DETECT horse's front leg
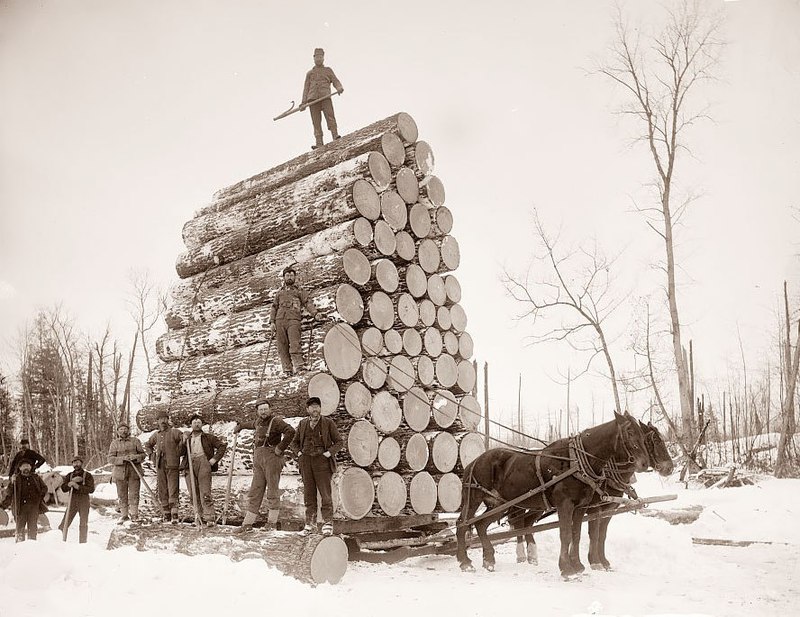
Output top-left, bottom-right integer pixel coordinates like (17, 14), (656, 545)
(524, 511), (538, 565)
(557, 501), (576, 576)
(568, 507), (586, 573)
(456, 494), (479, 572)
(475, 514), (498, 571)
(597, 512), (613, 569)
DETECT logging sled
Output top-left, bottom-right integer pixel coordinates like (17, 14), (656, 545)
(118, 111), (674, 584)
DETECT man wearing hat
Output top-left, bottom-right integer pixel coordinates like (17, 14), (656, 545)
(271, 265), (321, 377)
(299, 47), (344, 149)
(7, 438), (46, 480)
(107, 423), (147, 523)
(181, 414), (227, 527)
(233, 399), (295, 532)
(0, 459), (48, 542)
(59, 456), (95, 543)
(144, 411), (185, 523)
(290, 397), (343, 536)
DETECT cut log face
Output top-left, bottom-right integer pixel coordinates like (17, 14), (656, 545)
(387, 355), (415, 393)
(419, 299), (436, 327)
(443, 274), (462, 303)
(373, 220), (397, 256)
(458, 332), (474, 360)
(375, 471), (407, 516)
(381, 132), (406, 167)
(405, 264), (428, 298)
(352, 180), (381, 220)
(431, 431), (458, 473)
(449, 303), (467, 333)
(361, 327), (384, 356)
(415, 355), (435, 386)
(427, 274), (447, 307)
(432, 389), (458, 428)
(409, 202), (432, 239)
(412, 141), (434, 176)
(443, 331), (459, 356)
(353, 217), (374, 246)
(456, 360), (477, 394)
(437, 473), (463, 512)
(405, 433), (429, 471)
(397, 293), (419, 328)
(417, 239), (441, 274)
(383, 329), (403, 354)
(335, 283), (364, 324)
(458, 395), (482, 430)
(458, 432), (486, 469)
(374, 259), (399, 293)
(396, 167), (420, 204)
(403, 386), (431, 432)
(424, 176), (446, 207)
(335, 467), (375, 520)
(402, 328), (423, 357)
(409, 471), (437, 514)
(377, 437), (401, 470)
(433, 206), (453, 234)
(368, 291), (395, 330)
(395, 231), (416, 261)
(362, 356), (388, 389)
(344, 381), (372, 418)
(348, 420), (379, 466)
(368, 152), (392, 191)
(423, 328), (443, 357)
(343, 248), (371, 286)
(435, 354), (458, 388)
(308, 372), (341, 416)
(370, 390), (402, 433)
(380, 190), (408, 231)
(396, 112), (419, 143)
(440, 236), (461, 271)
(436, 306), (452, 331)
(323, 323), (362, 380)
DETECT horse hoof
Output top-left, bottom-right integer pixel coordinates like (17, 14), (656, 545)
(460, 563), (475, 573)
(483, 563), (495, 572)
(516, 556), (526, 564)
(590, 563), (605, 571)
(527, 556), (538, 565)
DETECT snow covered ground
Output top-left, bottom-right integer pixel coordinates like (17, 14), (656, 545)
(1, 474), (797, 617)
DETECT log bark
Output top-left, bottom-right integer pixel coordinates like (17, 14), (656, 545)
(324, 323), (363, 380)
(377, 436), (401, 470)
(387, 355), (415, 393)
(374, 471), (407, 516)
(402, 386), (432, 432)
(308, 372), (341, 416)
(347, 420), (380, 466)
(370, 390), (402, 433)
(396, 167), (420, 205)
(436, 472), (462, 513)
(409, 202), (432, 239)
(402, 328), (423, 357)
(409, 471), (437, 514)
(107, 524), (348, 585)
(344, 382), (372, 418)
(380, 190), (408, 231)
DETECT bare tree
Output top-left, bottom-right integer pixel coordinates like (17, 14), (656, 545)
(598, 0), (724, 441)
(505, 210), (627, 413)
(776, 282), (800, 477)
(126, 269), (166, 376)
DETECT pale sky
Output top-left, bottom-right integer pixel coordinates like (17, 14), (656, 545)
(1, 0), (798, 434)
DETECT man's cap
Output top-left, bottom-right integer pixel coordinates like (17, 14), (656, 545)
(18, 460), (33, 468)
(117, 423), (129, 429)
(282, 265), (296, 276)
(247, 397), (271, 408)
(306, 396), (322, 408)
(71, 455), (83, 464)
(188, 413), (203, 423)
(20, 438), (30, 445)
(157, 410), (170, 419)
(314, 48), (324, 55)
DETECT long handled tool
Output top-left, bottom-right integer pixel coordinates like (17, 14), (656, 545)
(220, 431), (238, 526)
(185, 439), (203, 528)
(273, 91), (341, 121)
(129, 460), (159, 508)
(61, 484), (74, 541)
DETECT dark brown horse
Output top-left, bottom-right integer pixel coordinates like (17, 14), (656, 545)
(456, 411), (649, 577)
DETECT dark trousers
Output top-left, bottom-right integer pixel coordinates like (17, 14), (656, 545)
(187, 455), (215, 519)
(246, 447), (285, 514)
(309, 98), (337, 141)
(276, 318), (303, 373)
(61, 493), (90, 543)
(15, 503), (39, 542)
(157, 464), (180, 514)
(299, 454), (333, 524)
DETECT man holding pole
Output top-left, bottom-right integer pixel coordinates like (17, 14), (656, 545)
(0, 460), (47, 542)
(144, 411), (185, 523)
(299, 47), (343, 149)
(181, 414), (227, 527)
(59, 456), (95, 543)
(107, 423), (147, 523)
(271, 265), (321, 377)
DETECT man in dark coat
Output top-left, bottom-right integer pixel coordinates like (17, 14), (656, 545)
(7, 438), (46, 479)
(181, 414), (227, 527)
(299, 47), (344, 149)
(234, 399), (295, 532)
(144, 412), (185, 523)
(270, 265), (320, 377)
(290, 397), (343, 536)
(59, 456), (95, 543)
(1, 460), (48, 542)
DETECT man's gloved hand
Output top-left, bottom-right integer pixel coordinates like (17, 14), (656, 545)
(233, 423), (242, 434)
(336, 88), (344, 95)
(323, 451), (331, 458)
(209, 458), (217, 466)
(274, 447), (283, 457)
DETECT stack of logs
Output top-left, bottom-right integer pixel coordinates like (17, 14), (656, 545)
(137, 112), (485, 523)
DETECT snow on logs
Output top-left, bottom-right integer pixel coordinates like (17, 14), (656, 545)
(139, 111), (485, 522)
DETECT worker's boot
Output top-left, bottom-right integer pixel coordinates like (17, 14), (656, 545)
(311, 134), (324, 150)
(264, 509), (280, 531)
(236, 510), (258, 534)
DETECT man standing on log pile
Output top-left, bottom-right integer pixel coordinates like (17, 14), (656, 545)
(271, 265), (321, 377)
(144, 412), (185, 524)
(59, 456), (95, 543)
(181, 414), (227, 527)
(234, 399), (295, 532)
(107, 423), (146, 523)
(1, 460), (48, 542)
(299, 47), (344, 150)
(291, 397), (343, 536)
(7, 438), (46, 479)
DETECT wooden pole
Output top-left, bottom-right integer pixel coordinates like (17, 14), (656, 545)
(483, 362), (490, 450)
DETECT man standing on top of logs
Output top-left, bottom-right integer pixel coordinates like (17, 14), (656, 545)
(271, 265), (321, 377)
(299, 47), (344, 150)
(144, 411), (185, 523)
(234, 399), (295, 532)
(59, 455), (95, 543)
(291, 397), (343, 536)
(181, 414), (227, 527)
(107, 423), (146, 523)
(7, 438), (46, 480)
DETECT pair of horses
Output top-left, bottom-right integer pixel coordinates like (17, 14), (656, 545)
(456, 411), (673, 577)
